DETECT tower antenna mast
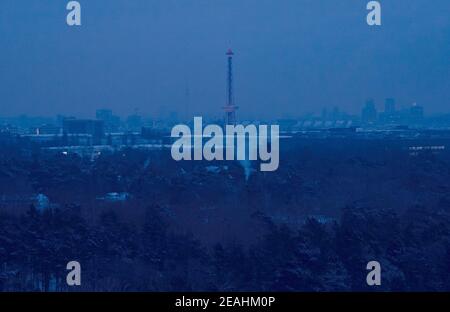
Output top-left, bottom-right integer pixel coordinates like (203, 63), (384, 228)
(223, 48), (238, 125)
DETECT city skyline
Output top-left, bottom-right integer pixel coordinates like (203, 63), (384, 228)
(0, 0), (449, 119)
(0, 96), (433, 121)
(0, 98), (436, 139)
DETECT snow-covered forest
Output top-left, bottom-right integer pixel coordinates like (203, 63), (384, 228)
(1, 137), (450, 291)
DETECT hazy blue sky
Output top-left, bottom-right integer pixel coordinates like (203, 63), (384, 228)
(0, 0), (448, 119)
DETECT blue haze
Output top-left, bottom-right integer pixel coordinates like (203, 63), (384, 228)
(0, 0), (448, 119)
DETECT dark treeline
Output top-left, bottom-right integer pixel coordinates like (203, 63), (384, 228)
(1, 203), (450, 291)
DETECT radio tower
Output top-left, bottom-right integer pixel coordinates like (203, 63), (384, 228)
(223, 48), (238, 125)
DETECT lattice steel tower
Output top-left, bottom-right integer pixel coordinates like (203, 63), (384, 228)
(223, 48), (238, 125)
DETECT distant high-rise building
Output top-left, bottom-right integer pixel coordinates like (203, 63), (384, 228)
(361, 99), (377, 123)
(126, 113), (142, 131)
(330, 106), (341, 121)
(321, 108), (328, 120)
(96, 109), (120, 133)
(385, 98), (396, 115)
(410, 103), (424, 122)
(379, 98), (400, 124)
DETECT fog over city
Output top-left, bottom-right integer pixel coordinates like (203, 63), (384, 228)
(0, 0), (449, 119)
